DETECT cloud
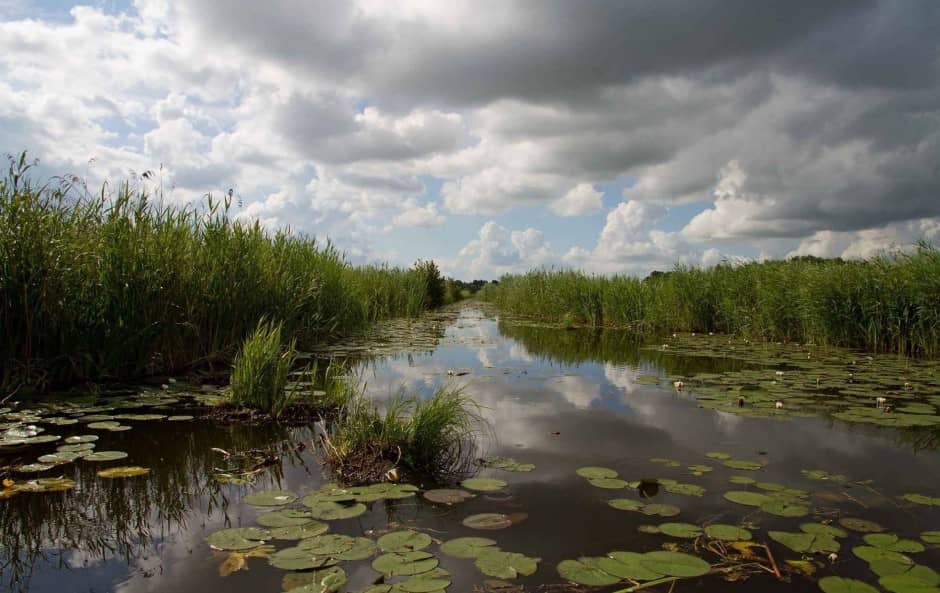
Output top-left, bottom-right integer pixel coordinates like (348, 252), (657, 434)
(392, 200), (446, 227)
(550, 183), (603, 217)
(456, 221), (554, 278)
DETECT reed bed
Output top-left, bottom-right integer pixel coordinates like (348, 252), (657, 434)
(0, 156), (442, 391)
(480, 248), (940, 357)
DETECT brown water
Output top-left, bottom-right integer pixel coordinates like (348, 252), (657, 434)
(2, 304), (939, 593)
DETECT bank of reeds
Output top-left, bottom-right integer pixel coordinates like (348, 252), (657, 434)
(0, 155), (443, 391)
(480, 247), (940, 357)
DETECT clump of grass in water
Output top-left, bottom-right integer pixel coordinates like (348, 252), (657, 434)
(322, 386), (483, 484)
(229, 321), (297, 418)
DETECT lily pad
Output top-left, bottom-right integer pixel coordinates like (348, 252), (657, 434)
(57, 442), (95, 452)
(207, 527), (271, 551)
(298, 534), (376, 560)
(608, 498), (644, 511)
(378, 530), (433, 552)
(705, 524), (752, 541)
(463, 513), (513, 530)
(481, 457), (535, 472)
(304, 500), (367, 520)
(270, 546), (337, 571)
(723, 490), (771, 507)
(801, 523), (847, 538)
(840, 518), (886, 533)
(270, 522), (330, 540)
(576, 466), (618, 479)
(853, 546), (913, 565)
(372, 551), (439, 576)
(423, 489), (474, 504)
(769, 531), (839, 554)
(257, 509), (316, 528)
(461, 478), (507, 492)
(243, 490), (298, 507)
(659, 523), (702, 539)
(706, 452), (731, 460)
(475, 550), (540, 579)
(921, 531), (940, 544)
(723, 460), (763, 471)
(879, 572), (940, 593)
(396, 577), (451, 593)
(819, 577), (880, 593)
(602, 552), (665, 581)
(903, 494), (940, 507)
(589, 478), (629, 489)
(557, 559), (621, 586)
(440, 537), (498, 559)
(97, 466), (150, 478)
(83, 450), (128, 462)
(282, 567), (347, 593)
(761, 500), (810, 517)
(37, 452), (82, 464)
(640, 503), (680, 517)
(663, 482), (706, 497)
(864, 534), (925, 554)
(639, 551), (710, 577)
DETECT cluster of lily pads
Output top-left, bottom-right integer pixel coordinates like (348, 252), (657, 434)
(643, 333), (940, 429)
(0, 392), (199, 496)
(206, 476), (544, 593)
(557, 550), (710, 590)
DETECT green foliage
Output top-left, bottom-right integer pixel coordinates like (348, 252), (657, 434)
(324, 386), (482, 481)
(0, 154), (442, 391)
(480, 249), (940, 357)
(413, 259), (445, 309)
(229, 321), (296, 417)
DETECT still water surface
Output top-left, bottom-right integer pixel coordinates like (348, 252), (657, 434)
(2, 304), (939, 593)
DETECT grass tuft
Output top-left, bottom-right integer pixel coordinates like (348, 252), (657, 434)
(229, 320), (296, 418)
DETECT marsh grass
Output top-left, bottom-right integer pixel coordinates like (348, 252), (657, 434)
(229, 321), (296, 417)
(481, 247), (940, 357)
(322, 386), (482, 483)
(0, 154), (444, 391)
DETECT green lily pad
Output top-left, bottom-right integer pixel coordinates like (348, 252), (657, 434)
(557, 559), (621, 586)
(257, 509), (316, 528)
(903, 494), (940, 507)
(639, 551), (710, 577)
(853, 545), (913, 565)
(423, 489), (474, 504)
(372, 551), (439, 576)
(4, 477), (76, 493)
(65, 434), (98, 445)
(207, 527), (271, 550)
(576, 466), (618, 479)
(706, 452), (731, 460)
(57, 442), (95, 452)
(378, 530), (433, 552)
(864, 534), (925, 554)
(769, 531), (839, 554)
(801, 523), (847, 538)
(589, 478), (628, 489)
(396, 577), (451, 593)
(38, 452), (82, 464)
(724, 490), (772, 506)
(475, 550), (540, 579)
(298, 534), (376, 560)
(761, 500), (810, 517)
(879, 572), (940, 593)
(243, 490), (297, 507)
(659, 523), (702, 539)
(270, 547), (337, 571)
(97, 466), (150, 478)
(723, 460), (762, 471)
(282, 567), (347, 593)
(83, 450), (128, 461)
(304, 500), (367, 520)
(729, 475), (757, 485)
(818, 577), (880, 593)
(461, 478), (507, 492)
(921, 531), (940, 544)
(463, 513), (513, 530)
(440, 537), (498, 559)
(641, 503), (680, 517)
(168, 415), (194, 421)
(705, 524), (752, 541)
(270, 522), (330, 540)
(603, 552), (665, 580)
(608, 498), (644, 511)
(840, 518), (886, 533)
(663, 482), (706, 497)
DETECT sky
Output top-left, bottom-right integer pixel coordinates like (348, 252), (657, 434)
(1, 1), (938, 280)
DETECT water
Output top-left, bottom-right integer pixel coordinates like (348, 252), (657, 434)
(2, 304), (939, 593)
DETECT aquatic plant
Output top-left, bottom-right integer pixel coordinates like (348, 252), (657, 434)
(481, 247), (940, 357)
(229, 321), (296, 417)
(0, 153), (446, 392)
(322, 386), (482, 483)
